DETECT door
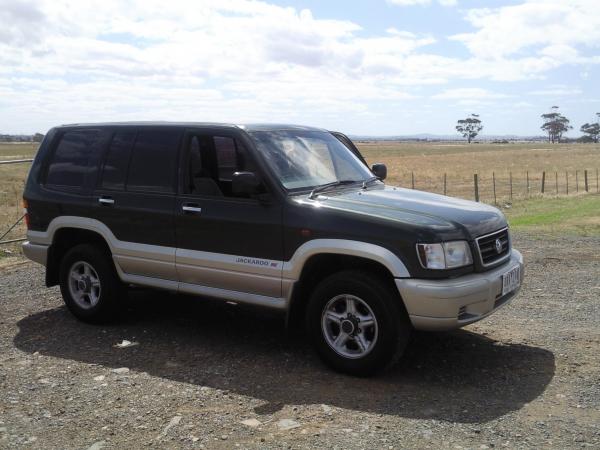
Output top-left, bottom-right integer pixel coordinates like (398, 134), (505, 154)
(40, 128), (111, 231)
(92, 127), (181, 282)
(175, 129), (284, 299)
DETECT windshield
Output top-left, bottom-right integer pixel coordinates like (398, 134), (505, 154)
(249, 130), (373, 191)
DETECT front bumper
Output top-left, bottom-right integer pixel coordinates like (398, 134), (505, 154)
(396, 249), (524, 331)
(22, 241), (49, 266)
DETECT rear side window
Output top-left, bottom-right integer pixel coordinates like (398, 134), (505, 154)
(101, 131), (136, 191)
(126, 129), (181, 193)
(46, 130), (100, 188)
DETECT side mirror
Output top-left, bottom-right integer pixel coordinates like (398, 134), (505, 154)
(371, 163), (387, 181)
(232, 171), (262, 196)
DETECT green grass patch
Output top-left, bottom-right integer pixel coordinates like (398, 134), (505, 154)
(503, 194), (600, 236)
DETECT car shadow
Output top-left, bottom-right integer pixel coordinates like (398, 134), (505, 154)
(13, 289), (555, 423)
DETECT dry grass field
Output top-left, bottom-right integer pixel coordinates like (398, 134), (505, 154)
(1, 140), (599, 259)
(0, 143), (36, 257)
(358, 141), (600, 202)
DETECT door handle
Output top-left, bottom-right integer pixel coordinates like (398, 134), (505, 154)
(98, 196), (115, 205)
(182, 204), (202, 214)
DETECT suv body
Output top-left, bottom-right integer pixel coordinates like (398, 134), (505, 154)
(22, 122), (523, 375)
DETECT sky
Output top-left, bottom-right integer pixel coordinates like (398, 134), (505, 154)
(0, 0), (599, 136)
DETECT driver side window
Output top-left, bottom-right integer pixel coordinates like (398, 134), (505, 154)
(184, 134), (258, 198)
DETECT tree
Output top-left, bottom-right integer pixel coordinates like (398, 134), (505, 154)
(540, 106), (572, 143)
(580, 112), (600, 143)
(32, 133), (45, 143)
(456, 114), (483, 143)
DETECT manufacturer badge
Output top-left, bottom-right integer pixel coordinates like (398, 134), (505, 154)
(495, 238), (503, 254)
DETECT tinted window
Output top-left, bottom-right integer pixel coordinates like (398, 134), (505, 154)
(46, 130), (100, 188)
(215, 136), (237, 172)
(126, 129), (181, 193)
(185, 134), (259, 197)
(101, 131), (136, 190)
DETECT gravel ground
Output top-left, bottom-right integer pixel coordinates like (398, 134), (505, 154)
(1, 232), (599, 449)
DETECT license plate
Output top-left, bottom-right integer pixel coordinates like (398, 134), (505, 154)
(502, 265), (521, 296)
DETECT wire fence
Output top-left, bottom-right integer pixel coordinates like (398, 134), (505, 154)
(0, 159), (32, 252)
(1, 159), (599, 249)
(392, 168), (600, 204)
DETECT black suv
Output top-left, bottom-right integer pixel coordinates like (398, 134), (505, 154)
(23, 122), (523, 375)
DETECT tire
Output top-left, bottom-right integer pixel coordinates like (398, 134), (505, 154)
(59, 243), (124, 323)
(306, 270), (411, 376)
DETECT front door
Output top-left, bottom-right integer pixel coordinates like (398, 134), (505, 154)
(175, 129), (284, 300)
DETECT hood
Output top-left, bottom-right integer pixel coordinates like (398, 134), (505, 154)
(304, 185), (507, 240)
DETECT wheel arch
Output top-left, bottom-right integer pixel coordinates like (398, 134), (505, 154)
(46, 227), (112, 287)
(285, 241), (410, 329)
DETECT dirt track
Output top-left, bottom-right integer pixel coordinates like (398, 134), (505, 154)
(1, 233), (599, 449)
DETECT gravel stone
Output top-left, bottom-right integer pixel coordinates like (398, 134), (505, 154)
(0, 232), (599, 448)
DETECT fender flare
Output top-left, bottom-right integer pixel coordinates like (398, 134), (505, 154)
(282, 239), (410, 281)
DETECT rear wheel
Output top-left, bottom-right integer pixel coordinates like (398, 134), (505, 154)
(306, 270), (411, 376)
(59, 244), (124, 323)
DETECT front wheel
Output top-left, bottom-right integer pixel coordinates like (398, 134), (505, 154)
(306, 270), (411, 376)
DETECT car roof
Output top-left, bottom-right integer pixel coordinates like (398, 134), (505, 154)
(56, 121), (328, 133)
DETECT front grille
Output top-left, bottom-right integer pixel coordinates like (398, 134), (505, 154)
(476, 228), (510, 266)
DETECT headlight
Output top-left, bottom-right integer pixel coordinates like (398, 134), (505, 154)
(417, 241), (473, 269)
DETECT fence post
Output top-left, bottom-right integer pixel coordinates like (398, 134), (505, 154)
(555, 171), (558, 195)
(597, 168), (599, 193)
(443, 173), (447, 196)
(411, 171), (415, 189)
(526, 171), (530, 197)
(509, 172), (513, 201)
(474, 174), (479, 202)
(584, 170), (589, 192)
(576, 170), (579, 192)
(492, 172), (497, 204)
(566, 171), (569, 195)
(541, 171), (546, 194)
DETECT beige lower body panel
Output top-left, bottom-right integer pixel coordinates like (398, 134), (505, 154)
(396, 249), (524, 331)
(114, 247), (288, 309)
(176, 248), (283, 298)
(22, 242), (48, 266)
(114, 255), (176, 281)
(179, 282), (287, 310)
(177, 264), (282, 298)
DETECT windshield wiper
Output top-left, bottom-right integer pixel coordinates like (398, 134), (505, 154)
(361, 176), (380, 190)
(309, 180), (358, 199)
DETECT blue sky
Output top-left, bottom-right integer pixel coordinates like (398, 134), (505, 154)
(0, 0), (598, 136)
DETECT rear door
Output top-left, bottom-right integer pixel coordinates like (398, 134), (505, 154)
(35, 128), (111, 231)
(175, 128), (284, 299)
(91, 127), (181, 282)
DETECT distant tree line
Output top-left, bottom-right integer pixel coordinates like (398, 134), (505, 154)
(456, 107), (600, 143)
(0, 133), (44, 142)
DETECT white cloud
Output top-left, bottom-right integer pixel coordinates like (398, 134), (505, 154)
(387, 0), (430, 5)
(1, 0), (433, 132)
(530, 88), (583, 96)
(387, 0), (457, 5)
(451, 0), (600, 59)
(432, 88), (510, 100)
(0, 0), (596, 134)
